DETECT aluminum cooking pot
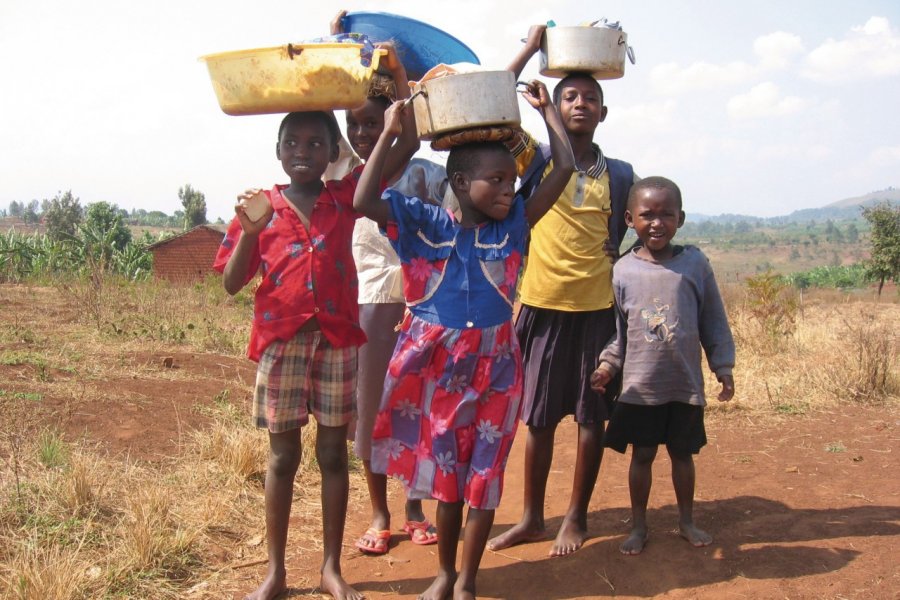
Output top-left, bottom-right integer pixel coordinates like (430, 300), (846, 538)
(411, 70), (521, 140)
(539, 26), (633, 79)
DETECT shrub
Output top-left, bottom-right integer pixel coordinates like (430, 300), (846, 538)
(743, 270), (799, 343)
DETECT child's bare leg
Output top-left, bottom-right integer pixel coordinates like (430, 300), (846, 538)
(405, 498), (437, 543)
(487, 424), (555, 550)
(419, 500), (463, 600)
(357, 460), (391, 551)
(316, 424), (363, 600)
(669, 448), (711, 547)
(621, 445), (657, 555)
(454, 507), (494, 600)
(245, 430), (301, 600)
(552, 421), (604, 556)
(405, 498), (427, 521)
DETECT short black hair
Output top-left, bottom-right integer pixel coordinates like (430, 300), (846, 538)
(277, 111), (341, 147)
(366, 95), (391, 110)
(445, 141), (510, 180)
(628, 176), (683, 210)
(553, 73), (604, 106)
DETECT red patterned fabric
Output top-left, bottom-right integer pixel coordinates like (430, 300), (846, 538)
(214, 169), (368, 361)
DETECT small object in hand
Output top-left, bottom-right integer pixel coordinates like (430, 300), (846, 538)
(243, 190), (270, 222)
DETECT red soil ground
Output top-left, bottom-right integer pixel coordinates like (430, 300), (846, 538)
(10, 349), (898, 599)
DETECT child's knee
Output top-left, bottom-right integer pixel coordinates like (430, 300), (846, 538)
(667, 448), (694, 466)
(269, 446), (302, 477)
(316, 440), (348, 474)
(631, 445), (658, 465)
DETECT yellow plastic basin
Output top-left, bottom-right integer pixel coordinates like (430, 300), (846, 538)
(200, 43), (383, 116)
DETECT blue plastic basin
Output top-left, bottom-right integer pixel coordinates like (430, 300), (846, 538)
(341, 11), (480, 81)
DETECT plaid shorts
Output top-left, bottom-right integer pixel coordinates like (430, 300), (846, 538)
(253, 331), (358, 432)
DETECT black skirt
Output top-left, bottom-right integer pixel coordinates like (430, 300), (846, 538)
(516, 304), (620, 427)
(604, 401), (707, 455)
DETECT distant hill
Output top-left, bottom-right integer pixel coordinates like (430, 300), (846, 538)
(692, 187), (898, 224)
(823, 187), (900, 209)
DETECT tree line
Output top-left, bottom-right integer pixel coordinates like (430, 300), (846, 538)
(0, 186), (210, 283)
(3, 185), (209, 231)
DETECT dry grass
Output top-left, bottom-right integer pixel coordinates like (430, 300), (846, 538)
(0, 403), (336, 599)
(709, 285), (899, 420)
(1, 275), (897, 598)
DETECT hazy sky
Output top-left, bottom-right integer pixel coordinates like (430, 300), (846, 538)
(2, 0), (898, 221)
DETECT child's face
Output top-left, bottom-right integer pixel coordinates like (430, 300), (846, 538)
(346, 99), (386, 161)
(276, 117), (338, 184)
(557, 78), (607, 135)
(625, 187), (685, 259)
(457, 151), (517, 223)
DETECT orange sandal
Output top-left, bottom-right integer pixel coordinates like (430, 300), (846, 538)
(403, 519), (438, 545)
(355, 528), (391, 555)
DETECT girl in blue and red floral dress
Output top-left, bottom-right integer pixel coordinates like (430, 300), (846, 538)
(354, 80), (574, 600)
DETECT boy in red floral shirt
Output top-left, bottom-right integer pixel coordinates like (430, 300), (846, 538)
(214, 95), (416, 599)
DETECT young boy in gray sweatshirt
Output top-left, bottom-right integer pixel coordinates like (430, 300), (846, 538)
(591, 176), (735, 556)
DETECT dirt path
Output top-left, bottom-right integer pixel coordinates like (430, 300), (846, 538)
(234, 403), (899, 599)
(8, 340), (896, 599)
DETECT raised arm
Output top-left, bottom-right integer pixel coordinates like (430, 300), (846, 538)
(507, 25), (546, 78)
(518, 80), (575, 226)
(377, 43), (420, 183)
(329, 9), (347, 35)
(329, 15), (418, 183)
(354, 100), (407, 228)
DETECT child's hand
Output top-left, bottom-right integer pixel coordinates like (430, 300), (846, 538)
(524, 24), (547, 53)
(383, 99), (408, 137)
(603, 237), (620, 262)
(717, 374), (735, 402)
(519, 79), (551, 111)
(375, 41), (401, 74)
(235, 189), (273, 235)
(330, 9), (346, 35)
(590, 364), (614, 393)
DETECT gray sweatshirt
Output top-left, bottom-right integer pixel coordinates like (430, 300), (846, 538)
(598, 246), (735, 406)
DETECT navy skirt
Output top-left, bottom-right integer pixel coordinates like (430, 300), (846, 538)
(516, 304), (620, 427)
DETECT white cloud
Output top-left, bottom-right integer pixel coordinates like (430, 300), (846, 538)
(803, 16), (900, 82)
(608, 100), (678, 133)
(648, 31), (802, 95)
(753, 31), (804, 70)
(758, 143), (832, 161)
(727, 82), (808, 119)
(706, 137), (831, 162)
(869, 145), (900, 167)
(649, 60), (757, 95)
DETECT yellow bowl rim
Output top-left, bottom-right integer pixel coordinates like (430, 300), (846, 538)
(199, 43), (369, 63)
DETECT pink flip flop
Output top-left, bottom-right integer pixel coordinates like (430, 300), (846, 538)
(355, 528), (391, 555)
(403, 519), (438, 545)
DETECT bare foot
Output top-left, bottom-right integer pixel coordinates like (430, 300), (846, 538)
(619, 527), (648, 555)
(679, 522), (712, 547)
(418, 571), (456, 600)
(320, 568), (364, 600)
(244, 567), (286, 600)
(549, 516), (588, 557)
(487, 521), (545, 551)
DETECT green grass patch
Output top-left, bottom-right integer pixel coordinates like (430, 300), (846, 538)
(37, 430), (68, 469)
(0, 389), (43, 402)
(774, 403), (806, 415)
(0, 350), (47, 368)
(825, 441), (846, 453)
